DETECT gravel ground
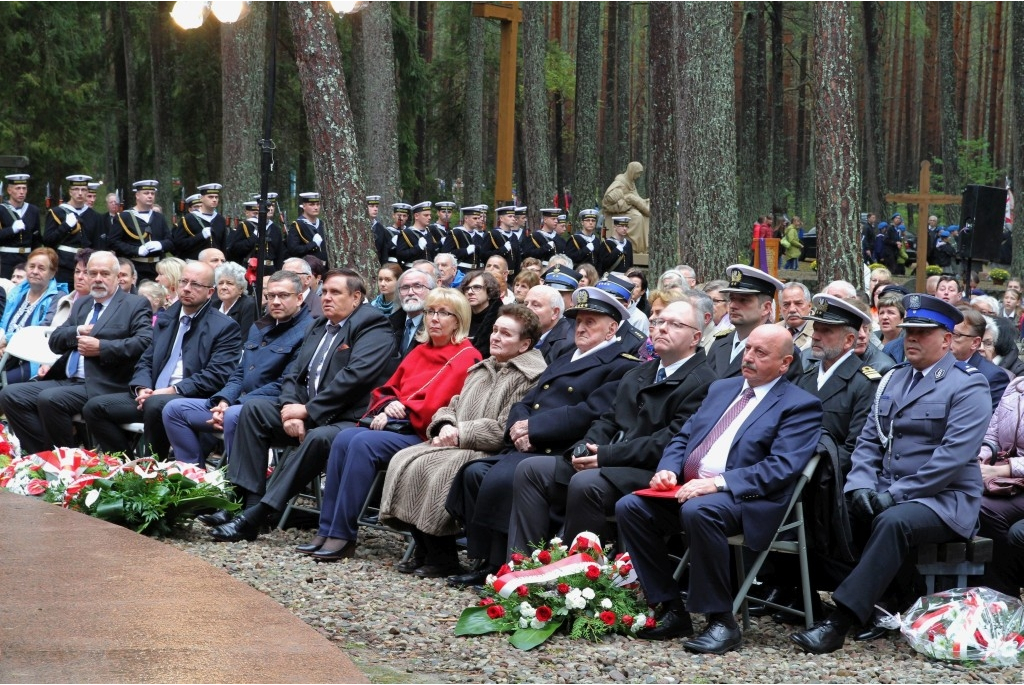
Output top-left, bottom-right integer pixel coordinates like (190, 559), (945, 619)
(169, 524), (1023, 684)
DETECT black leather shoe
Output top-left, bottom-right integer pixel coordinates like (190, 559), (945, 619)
(790, 617), (850, 654)
(295, 541), (325, 555)
(637, 609), (694, 641)
(748, 586), (794, 617)
(311, 541), (357, 561)
(197, 509), (234, 527)
(853, 623), (890, 641)
(446, 568), (496, 588)
(396, 557), (426, 574)
(414, 563), (464, 579)
(210, 517), (259, 542)
(683, 620), (743, 654)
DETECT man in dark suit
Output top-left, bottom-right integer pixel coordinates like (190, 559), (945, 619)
(524, 284), (573, 363)
(508, 300), (715, 552)
(952, 306), (1009, 412)
(791, 295), (992, 655)
(81, 260), (241, 459)
(389, 268), (433, 359)
(0, 251), (153, 452)
(616, 324), (822, 654)
(447, 287), (638, 586)
(205, 268), (399, 542)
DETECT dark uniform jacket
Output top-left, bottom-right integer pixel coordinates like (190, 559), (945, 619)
(478, 229), (520, 278)
(395, 226), (439, 267)
(109, 209), (172, 263)
(596, 237), (633, 275)
(706, 328), (803, 382)
(560, 351), (716, 494)
(521, 230), (565, 265)
(536, 316), (574, 363)
(443, 226), (479, 271)
(563, 232), (598, 266)
(226, 217), (286, 272)
(173, 211), (228, 261)
(286, 217), (329, 266)
(0, 202), (41, 276)
(43, 205), (104, 282)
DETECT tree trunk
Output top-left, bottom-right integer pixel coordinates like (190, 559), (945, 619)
(938, 4), (962, 225)
(1011, 3), (1024, 277)
(356, 0), (401, 207)
(220, 2), (266, 219)
(987, 2), (1004, 158)
(676, 2), (737, 282)
(600, 4), (617, 189)
(795, 31), (809, 216)
(150, 2), (174, 209)
(520, 1), (553, 227)
(120, 3), (140, 184)
(812, 2), (861, 288)
(615, 0), (631, 175)
(769, 2), (786, 214)
(414, 2), (430, 201)
(572, 2), (602, 213)
(861, 2), (886, 216)
(462, 9), (484, 206)
(647, 1), (679, 275)
(920, 3), (941, 165)
(737, 3), (767, 230)
(286, 1), (373, 276)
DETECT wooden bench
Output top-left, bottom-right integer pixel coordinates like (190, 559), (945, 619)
(915, 536), (993, 594)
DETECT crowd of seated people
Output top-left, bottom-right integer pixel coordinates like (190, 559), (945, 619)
(2, 224), (1023, 659)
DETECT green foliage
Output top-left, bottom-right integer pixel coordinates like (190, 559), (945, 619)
(932, 137), (1005, 188)
(926, 264), (943, 275)
(454, 606), (502, 636)
(989, 268), (1010, 281)
(545, 41), (575, 97)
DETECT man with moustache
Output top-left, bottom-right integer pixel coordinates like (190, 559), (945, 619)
(390, 268), (434, 359)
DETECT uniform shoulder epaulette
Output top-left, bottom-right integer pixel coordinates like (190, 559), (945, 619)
(860, 365), (882, 381)
(620, 353), (640, 361)
(713, 327), (735, 339)
(953, 360), (979, 374)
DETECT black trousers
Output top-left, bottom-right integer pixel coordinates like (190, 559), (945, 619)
(82, 391), (177, 459)
(226, 397), (353, 511)
(0, 379), (89, 453)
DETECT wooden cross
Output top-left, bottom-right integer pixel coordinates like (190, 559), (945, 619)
(885, 160), (962, 293)
(473, 2), (521, 206)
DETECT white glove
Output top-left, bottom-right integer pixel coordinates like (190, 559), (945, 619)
(417, 237), (427, 250)
(138, 245), (150, 256)
(202, 226), (211, 239)
(12, 219), (24, 233)
(586, 242), (595, 252)
(66, 212), (78, 228)
(466, 245), (475, 255)
(145, 240), (162, 252)
(312, 233), (323, 247)
(503, 241), (512, 252)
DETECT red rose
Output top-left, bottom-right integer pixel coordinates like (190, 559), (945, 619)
(516, 585), (529, 597)
(646, 616), (656, 628)
(535, 605), (553, 622)
(585, 565), (601, 580)
(0, 442), (11, 455)
(486, 605), (505, 619)
(537, 550), (552, 564)
(618, 563), (632, 576)
(600, 611), (617, 626)
(622, 615), (634, 626)
(511, 553), (526, 564)
(26, 479), (47, 496)
(497, 564), (512, 577)
(557, 583), (570, 594)
(478, 597), (495, 606)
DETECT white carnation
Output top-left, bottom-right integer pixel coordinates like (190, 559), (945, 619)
(581, 587), (595, 600)
(600, 598), (613, 609)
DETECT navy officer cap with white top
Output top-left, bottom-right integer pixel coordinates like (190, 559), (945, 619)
(411, 201), (432, 213)
(133, 179), (159, 191)
(496, 205), (516, 217)
(540, 207), (560, 217)
(801, 294), (871, 329)
(298, 191), (320, 204)
(565, 286), (630, 323)
(197, 183), (222, 195)
(578, 208), (599, 220)
(721, 264), (785, 296)
(251, 192), (279, 201)
(366, 195), (381, 205)
(5, 174), (29, 185)
(185, 193), (202, 206)
(435, 201), (456, 211)
(391, 202), (411, 214)
(66, 174), (92, 187)
(899, 293), (963, 332)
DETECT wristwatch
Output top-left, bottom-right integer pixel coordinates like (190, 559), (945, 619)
(713, 475), (726, 492)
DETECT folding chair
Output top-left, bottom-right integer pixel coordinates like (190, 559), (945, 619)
(673, 453), (822, 630)
(357, 469), (417, 563)
(0, 325), (60, 387)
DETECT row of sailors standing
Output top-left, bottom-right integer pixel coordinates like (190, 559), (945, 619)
(369, 198), (634, 281)
(0, 173), (331, 286)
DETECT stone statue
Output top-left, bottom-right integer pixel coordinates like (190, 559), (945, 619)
(601, 161), (651, 253)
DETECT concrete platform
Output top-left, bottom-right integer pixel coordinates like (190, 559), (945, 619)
(0, 491), (367, 683)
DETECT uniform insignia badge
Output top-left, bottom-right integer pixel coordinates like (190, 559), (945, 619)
(935, 368), (946, 379)
(908, 294), (921, 311)
(860, 366), (882, 380)
(730, 270), (743, 286)
(577, 290), (589, 307)
(714, 327), (735, 339)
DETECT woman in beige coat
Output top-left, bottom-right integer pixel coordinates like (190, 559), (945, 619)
(379, 304), (548, 577)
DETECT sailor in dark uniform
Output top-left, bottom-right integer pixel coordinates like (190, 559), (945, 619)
(0, 174), (41, 278)
(396, 201), (439, 268)
(563, 208), (600, 267)
(377, 202), (409, 268)
(512, 206), (529, 244)
(173, 182), (227, 260)
(108, 179), (171, 281)
(598, 216), (634, 275)
(445, 205), (482, 274)
(225, 199), (286, 274)
(367, 195), (390, 267)
(479, 205), (520, 280)
(521, 208), (564, 266)
(286, 191), (329, 266)
(85, 181), (100, 209)
(43, 174), (104, 288)
(431, 200), (456, 249)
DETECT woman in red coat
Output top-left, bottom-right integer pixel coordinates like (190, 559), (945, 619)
(297, 287), (482, 560)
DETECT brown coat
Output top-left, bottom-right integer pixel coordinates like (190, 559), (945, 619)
(378, 349), (547, 536)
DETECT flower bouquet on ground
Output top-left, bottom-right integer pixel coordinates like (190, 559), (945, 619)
(883, 587), (1024, 666)
(0, 447), (120, 503)
(455, 532), (654, 650)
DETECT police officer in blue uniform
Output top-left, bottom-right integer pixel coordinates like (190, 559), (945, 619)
(791, 294), (992, 654)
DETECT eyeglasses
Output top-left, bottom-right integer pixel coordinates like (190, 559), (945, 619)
(266, 291), (298, 301)
(464, 284), (486, 292)
(982, 339), (996, 348)
(399, 283), (429, 293)
(951, 331), (980, 341)
(650, 318), (700, 332)
(711, 298), (728, 305)
(178, 279), (213, 290)
(426, 309), (456, 319)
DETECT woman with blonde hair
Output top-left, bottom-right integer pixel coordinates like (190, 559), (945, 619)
(155, 256), (186, 306)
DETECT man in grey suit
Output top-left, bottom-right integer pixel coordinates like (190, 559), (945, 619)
(205, 268), (399, 542)
(791, 294), (992, 654)
(0, 251), (153, 452)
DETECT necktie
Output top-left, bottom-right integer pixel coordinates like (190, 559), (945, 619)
(307, 323), (341, 397)
(403, 318), (416, 353)
(66, 302), (103, 376)
(155, 315), (192, 389)
(655, 367), (667, 383)
(730, 334), (745, 362)
(682, 387), (756, 483)
(906, 370), (924, 395)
